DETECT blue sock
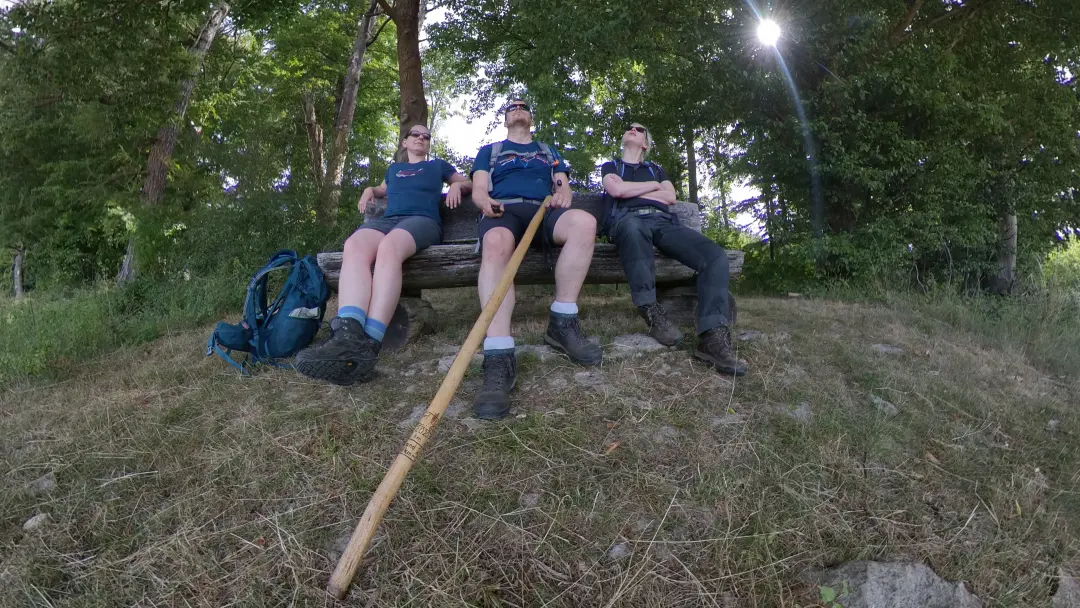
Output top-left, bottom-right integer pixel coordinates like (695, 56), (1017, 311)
(364, 318), (387, 343)
(338, 306), (366, 324)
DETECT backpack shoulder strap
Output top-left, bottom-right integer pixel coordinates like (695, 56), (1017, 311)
(487, 141), (504, 192)
(536, 142), (554, 163)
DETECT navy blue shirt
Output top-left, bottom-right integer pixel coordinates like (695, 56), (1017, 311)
(472, 140), (568, 202)
(384, 159), (457, 222)
(601, 160), (670, 212)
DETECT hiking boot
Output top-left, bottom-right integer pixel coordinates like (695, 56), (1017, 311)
(474, 351), (517, 420)
(545, 313), (603, 366)
(694, 326), (748, 376)
(294, 317), (380, 386)
(638, 302), (683, 346)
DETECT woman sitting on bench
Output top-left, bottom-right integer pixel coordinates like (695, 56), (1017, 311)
(295, 125), (471, 385)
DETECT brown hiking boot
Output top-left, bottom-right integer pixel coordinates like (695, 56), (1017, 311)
(637, 302), (683, 346)
(694, 326), (748, 376)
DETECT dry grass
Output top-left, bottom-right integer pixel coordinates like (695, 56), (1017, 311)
(2, 287), (1078, 607)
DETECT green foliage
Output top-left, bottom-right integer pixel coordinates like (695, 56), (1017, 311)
(0, 272), (245, 386)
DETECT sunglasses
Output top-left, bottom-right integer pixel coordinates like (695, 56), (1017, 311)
(504, 103), (531, 114)
(408, 131), (432, 141)
(628, 125), (648, 134)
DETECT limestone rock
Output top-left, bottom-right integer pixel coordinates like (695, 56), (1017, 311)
(573, 370), (606, 387)
(737, 329), (765, 341)
(1053, 568), (1080, 608)
(437, 353), (483, 374)
(23, 513), (49, 532)
(609, 333), (666, 358)
(516, 344), (560, 362)
(26, 472), (57, 497)
(803, 561), (982, 608)
(870, 394), (899, 417)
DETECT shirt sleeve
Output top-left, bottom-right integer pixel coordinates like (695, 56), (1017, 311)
(600, 161), (616, 178)
(655, 164), (670, 183)
(439, 159), (456, 181)
(471, 145), (492, 178)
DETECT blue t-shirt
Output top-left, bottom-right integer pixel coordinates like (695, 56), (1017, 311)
(384, 159), (457, 222)
(471, 140), (568, 202)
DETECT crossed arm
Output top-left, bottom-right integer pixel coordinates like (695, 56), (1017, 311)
(602, 174), (677, 206)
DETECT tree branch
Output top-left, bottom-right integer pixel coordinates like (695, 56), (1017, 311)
(888, 0), (925, 47)
(367, 15), (393, 46)
(376, 0), (397, 22)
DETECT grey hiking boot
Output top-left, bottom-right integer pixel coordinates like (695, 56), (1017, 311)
(474, 351), (517, 420)
(294, 317), (380, 386)
(638, 302), (683, 346)
(545, 312), (603, 366)
(694, 326), (747, 376)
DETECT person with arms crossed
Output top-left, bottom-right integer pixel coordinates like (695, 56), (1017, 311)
(602, 122), (747, 376)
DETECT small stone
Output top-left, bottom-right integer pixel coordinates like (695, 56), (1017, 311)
(652, 425), (680, 444)
(516, 344), (560, 362)
(608, 542), (632, 561)
(26, 472), (57, 497)
(871, 343), (904, 355)
(654, 363), (673, 376)
(1048, 419), (1061, 432)
(550, 377), (569, 390)
(444, 400), (467, 419)
(437, 353), (483, 374)
(458, 418), (486, 432)
(404, 384), (419, 394)
(399, 405), (427, 428)
(573, 370), (605, 387)
(870, 394), (899, 417)
(628, 398), (654, 410)
(519, 492), (541, 509)
(802, 561), (982, 608)
(609, 333), (666, 358)
(432, 344), (461, 355)
(736, 329), (765, 341)
(23, 513), (49, 532)
(546, 408), (568, 416)
(711, 413), (747, 427)
(785, 401), (813, 424)
(1053, 568), (1080, 608)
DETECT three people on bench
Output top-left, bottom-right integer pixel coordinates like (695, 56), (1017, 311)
(296, 102), (747, 417)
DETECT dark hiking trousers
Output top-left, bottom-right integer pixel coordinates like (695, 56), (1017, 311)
(609, 211), (732, 335)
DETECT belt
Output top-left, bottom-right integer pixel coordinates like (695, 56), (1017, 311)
(631, 207), (668, 215)
(494, 198), (545, 205)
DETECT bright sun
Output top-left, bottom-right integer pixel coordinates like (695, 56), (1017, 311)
(758, 19), (781, 47)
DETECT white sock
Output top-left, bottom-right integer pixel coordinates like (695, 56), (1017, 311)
(483, 336), (515, 352)
(550, 301), (579, 315)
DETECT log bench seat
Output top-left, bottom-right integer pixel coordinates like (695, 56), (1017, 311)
(316, 193), (743, 349)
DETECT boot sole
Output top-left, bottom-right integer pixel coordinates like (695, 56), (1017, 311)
(693, 352), (748, 377)
(294, 356), (377, 386)
(544, 334), (603, 366)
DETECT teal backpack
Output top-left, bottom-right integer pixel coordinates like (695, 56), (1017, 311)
(207, 250), (330, 372)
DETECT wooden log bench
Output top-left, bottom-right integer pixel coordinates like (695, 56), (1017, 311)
(317, 193), (744, 349)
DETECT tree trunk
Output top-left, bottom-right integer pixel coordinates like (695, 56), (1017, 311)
(302, 91), (326, 187)
(122, 2), (229, 284)
(994, 211), (1017, 295)
(141, 2), (230, 208)
(685, 125), (699, 207)
(318, 0), (381, 226)
(12, 247), (25, 299)
(381, 0), (428, 160)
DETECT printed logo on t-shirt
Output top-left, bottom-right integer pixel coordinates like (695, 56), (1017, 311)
(498, 152), (555, 167)
(395, 167), (425, 178)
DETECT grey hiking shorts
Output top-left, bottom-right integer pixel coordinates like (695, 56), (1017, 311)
(357, 215), (442, 251)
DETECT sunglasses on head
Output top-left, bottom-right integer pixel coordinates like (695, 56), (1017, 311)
(408, 131), (432, 140)
(628, 125), (648, 134)
(504, 103), (531, 114)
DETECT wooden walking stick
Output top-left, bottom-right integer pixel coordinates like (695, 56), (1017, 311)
(327, 198), (550, 599)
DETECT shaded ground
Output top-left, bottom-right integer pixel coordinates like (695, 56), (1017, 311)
(2, 288), (1078, 607)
